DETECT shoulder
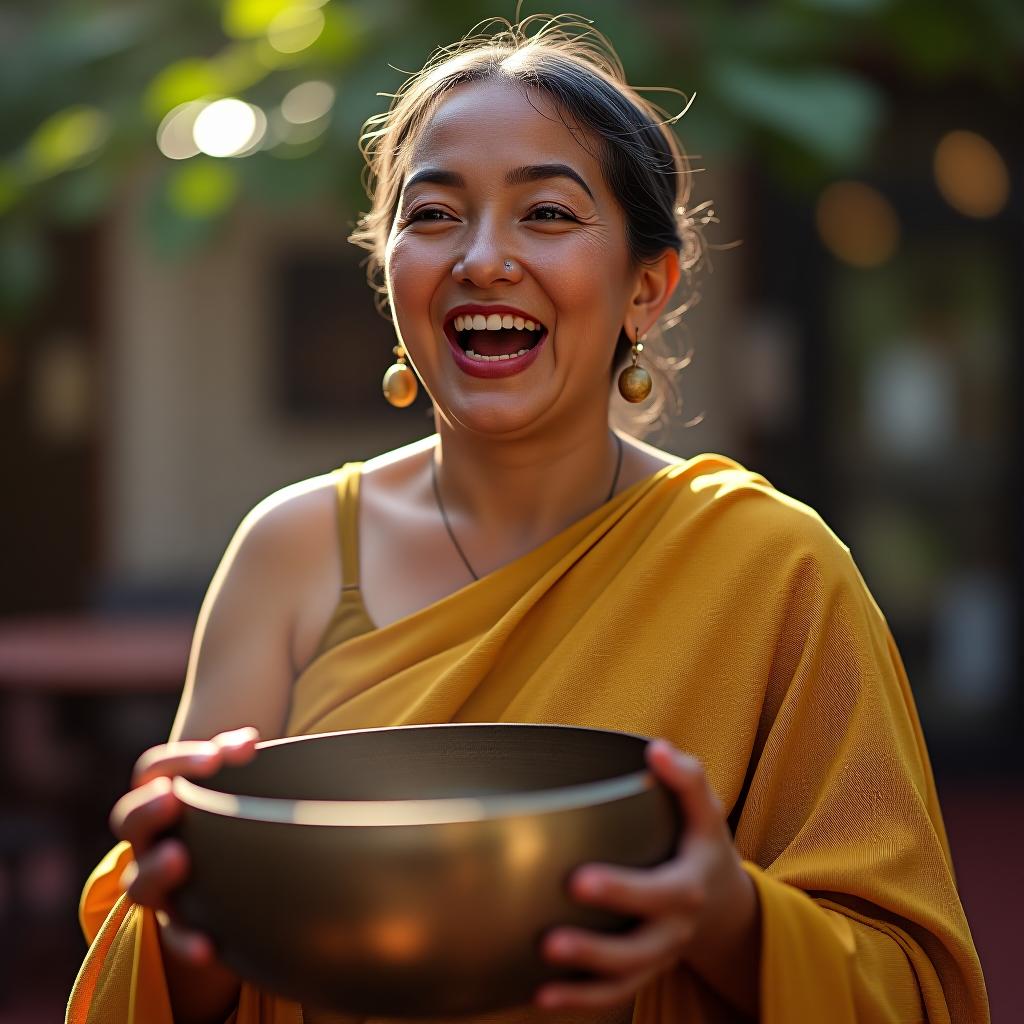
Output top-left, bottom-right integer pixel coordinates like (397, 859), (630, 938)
(234, 433), (437, 572)
(664, 456), (893, 670)
(661, 452), (858, 586)
(234, 471), (341, 564)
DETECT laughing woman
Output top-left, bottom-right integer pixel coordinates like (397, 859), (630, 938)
(68, 14), (987, 1024)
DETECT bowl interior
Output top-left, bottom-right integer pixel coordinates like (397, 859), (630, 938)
(202, 723), (650, 803)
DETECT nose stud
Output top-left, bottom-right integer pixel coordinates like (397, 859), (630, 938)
(503, 260), (514, 272)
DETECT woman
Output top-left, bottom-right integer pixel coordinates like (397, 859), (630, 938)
(68, 14), (987, 1024)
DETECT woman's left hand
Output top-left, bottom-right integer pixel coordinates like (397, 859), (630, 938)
(534, 740), (761, 1016)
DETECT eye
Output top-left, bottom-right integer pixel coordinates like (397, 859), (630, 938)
(525, 204), (577, 222)
(406, 207), (453, 223)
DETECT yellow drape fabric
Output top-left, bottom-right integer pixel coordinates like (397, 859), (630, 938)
(67, 454), (988, 1023)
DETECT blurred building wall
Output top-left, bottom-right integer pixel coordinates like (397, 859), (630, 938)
(97, 161), (744, 596)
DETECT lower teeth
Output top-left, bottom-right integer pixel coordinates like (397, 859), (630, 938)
(465, 348), (531, 362)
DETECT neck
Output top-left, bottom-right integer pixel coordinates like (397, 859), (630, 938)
(429, 408), (625, 575)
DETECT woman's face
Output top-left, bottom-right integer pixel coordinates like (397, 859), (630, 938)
(384, 78), (642, 437)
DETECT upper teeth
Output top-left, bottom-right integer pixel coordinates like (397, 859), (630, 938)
(454, 313), (539, 332)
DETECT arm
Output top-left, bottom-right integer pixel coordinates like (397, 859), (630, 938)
(730, 542), (989, 1023)
(532, 519), (989, 1023)
(70, 480), (335, 1024)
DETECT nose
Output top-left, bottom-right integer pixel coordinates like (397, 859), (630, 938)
(452, 219), (519, 288)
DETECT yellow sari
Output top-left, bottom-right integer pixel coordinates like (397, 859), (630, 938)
(67, 454), (988, 1023)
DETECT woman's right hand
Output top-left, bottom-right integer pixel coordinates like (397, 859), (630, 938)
(109, 726), (261, 966)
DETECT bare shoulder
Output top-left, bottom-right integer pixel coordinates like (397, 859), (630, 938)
(241, 443), (437, 672)
(171, 472), (341, 743)
(616, 432), (686, 489)
(361, 434), (438, 484)
(357, 434), (441, 525)
(240, 472), (339, 556)
(237, 471), (349, 674)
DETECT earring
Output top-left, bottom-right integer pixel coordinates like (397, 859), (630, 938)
(382, 343), (418, 408)
(617, 326), (652, 403)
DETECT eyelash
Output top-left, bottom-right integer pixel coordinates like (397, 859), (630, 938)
(406, 204), (577, 223)
(526, 204), (577, 222)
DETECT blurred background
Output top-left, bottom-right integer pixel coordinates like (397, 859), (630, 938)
(0, 0), (1020, 1019)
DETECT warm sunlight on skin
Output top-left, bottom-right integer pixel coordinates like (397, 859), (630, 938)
(383, 78), (676, 441)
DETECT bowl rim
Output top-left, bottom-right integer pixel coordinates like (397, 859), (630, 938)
(173, 722), (661, 827)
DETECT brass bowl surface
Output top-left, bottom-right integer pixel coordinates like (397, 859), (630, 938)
(171, 723), (681, 1017)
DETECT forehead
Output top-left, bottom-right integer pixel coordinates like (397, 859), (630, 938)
(407, 77), (603, 180)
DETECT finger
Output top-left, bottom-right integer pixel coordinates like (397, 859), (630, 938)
(215, 726), (260, 764)
(122, 838), (189, 910)
(132, 727), (259, 789)
(536, 964), (660, 1012)
(570, 859), (705, 919)
(646, 741), (724, 843)
(158, 917), (216, 966)
(543, 917), (690, 978)
(110, 777), (181, 853)
(132, 742), (224, 790)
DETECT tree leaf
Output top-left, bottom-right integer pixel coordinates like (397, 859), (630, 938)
(709, 60), (883, 166)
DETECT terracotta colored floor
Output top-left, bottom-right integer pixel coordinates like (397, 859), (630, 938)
(938, 782), (1024, 1022)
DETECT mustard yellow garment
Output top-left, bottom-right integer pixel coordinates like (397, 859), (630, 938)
(67, 454), (988, 1023)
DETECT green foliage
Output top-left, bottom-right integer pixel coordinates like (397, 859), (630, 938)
(0, 0), (1019, 324)
(709, 61), (883, 166)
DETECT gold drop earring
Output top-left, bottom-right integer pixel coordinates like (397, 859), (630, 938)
(617, 326), (652, 403)
(382, 342), (418, 408)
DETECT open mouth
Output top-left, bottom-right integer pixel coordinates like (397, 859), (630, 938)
(446, 311), (547, 362)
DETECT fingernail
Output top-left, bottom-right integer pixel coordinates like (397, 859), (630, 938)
(576, 871), (604, 896)
(223, 727), (258, 743)
(119, 863), (138, 892)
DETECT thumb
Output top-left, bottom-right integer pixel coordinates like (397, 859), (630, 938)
(646, 740), (724, 846)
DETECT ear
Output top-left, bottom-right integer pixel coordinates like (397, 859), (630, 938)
(625, 248), (682, 337)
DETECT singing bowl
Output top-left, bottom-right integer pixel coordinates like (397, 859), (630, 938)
(170, 722), (682, 1017)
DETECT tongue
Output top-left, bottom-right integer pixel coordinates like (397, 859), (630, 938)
(465, 329), (537, 356)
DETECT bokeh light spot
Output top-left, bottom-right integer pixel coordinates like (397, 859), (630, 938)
(816, 181), (900, 268)
(268, 6), (326, 53)
(193, 99), (265, 158)
(223, 0), (296, 38)
(26, 106), (111, 177)
(934, 130), (1010, 219)
(156, 102), (205, 161)
(281, 81), (335, 124)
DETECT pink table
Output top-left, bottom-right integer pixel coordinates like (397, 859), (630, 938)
(0, 615), (193, 693)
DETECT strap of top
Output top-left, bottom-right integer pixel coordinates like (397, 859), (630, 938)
(335, 462), (362, 591)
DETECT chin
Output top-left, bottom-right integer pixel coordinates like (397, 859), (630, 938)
(442, 392), (551, 439)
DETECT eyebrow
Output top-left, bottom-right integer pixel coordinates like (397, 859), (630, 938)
(403, 163), (595, 201)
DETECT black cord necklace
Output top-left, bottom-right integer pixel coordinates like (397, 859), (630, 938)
(430, 432), (625, 582)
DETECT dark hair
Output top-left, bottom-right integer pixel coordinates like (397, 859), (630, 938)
(348, 13), (713, 433)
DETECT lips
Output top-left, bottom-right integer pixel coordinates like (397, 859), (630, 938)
(439, 303), (550, 380)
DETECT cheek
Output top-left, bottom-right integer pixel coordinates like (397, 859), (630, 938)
(536, 248), (631, 332)
(385, 235), (440, 320)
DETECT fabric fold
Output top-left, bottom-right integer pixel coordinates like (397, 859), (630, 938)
(68, 453), (988, 1022)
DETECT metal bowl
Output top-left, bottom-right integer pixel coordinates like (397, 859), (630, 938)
(171, 722), (681, 1017)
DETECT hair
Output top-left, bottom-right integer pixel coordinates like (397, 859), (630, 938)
(348, 12), (715, 435)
